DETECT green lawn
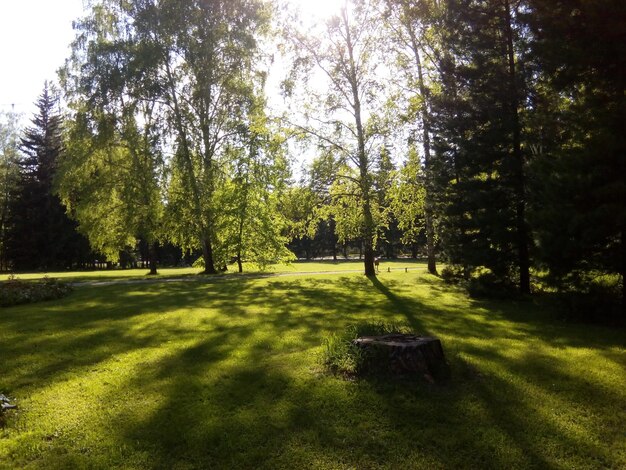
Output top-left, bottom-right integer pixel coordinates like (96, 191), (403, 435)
(0, 259), (421, 283)
(1, 267), (624, 469)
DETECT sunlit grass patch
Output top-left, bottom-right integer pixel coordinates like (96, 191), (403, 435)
(0, 269), (624, 469)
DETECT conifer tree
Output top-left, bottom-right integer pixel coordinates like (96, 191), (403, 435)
(7, 83), (91, 270)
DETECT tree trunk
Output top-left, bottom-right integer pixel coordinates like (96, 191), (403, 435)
(164, 52), (216, 276)
(148, 241), (158, 275)
(201, 235), (217, 274)
(237, 254), (243, 273)
(620, 229), (626, 321)
(407, 20), (437, 275)
(342, 8), (376, 278)
(504, 0), (530, 294)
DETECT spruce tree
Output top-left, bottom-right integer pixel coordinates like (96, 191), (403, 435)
(526, 0), (625, 314)
(431, 0), (531, 292)
(6, 83), (91, 271)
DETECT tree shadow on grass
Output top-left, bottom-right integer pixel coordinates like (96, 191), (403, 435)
(102, 329), (623, 469)
(1, 273), (624, 469)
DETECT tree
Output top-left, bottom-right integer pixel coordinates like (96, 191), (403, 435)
(60, 3), (166, 274)
(388, 145), (426, 256)
(283, 0), (391, 276)
(6, 83), (91, 271)
(384, 0), (440, 273)
(430, 0), (532, 292)
(0, 111), (21, 271)
(217, 105), (294, 272)
(155, 0), (271, 273)
(62, 0), (276, 274)
(526, 0), (625, 313)
(373, 146), (402, 259)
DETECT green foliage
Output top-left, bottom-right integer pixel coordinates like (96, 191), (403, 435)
(6, 85), (93, 271)
(430, 0), (531, 290)
(526, 0), (625, 305)
(0, 111), (21, 271)
(321, 322), (411, 376)
(555, 274), (623, 324)
(440, 265), (465, 284)
(466, 268), (520, 300)
(0, 276), (72, 307)
(388, 146), (426, 246)
(62, 0), (273, 274)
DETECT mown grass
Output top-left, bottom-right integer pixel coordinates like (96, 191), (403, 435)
(0, 266), (624, 469)
(0, 259), (421, 283)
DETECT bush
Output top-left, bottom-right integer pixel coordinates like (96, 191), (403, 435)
(466, 269), (518, 299)
(0, 276), (73, 307)
(557, 277), (623, 324)
(321, 322), (411, 376)
(440, 265), (465, 284)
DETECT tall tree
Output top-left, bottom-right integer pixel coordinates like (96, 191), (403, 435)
(217, 104), (294, 272)
(0, 111), (21, 271)
(6, 84), (91, 271)
(431, 0), (532, 292)
(283, 0), (391, 276)
(61, 3), (167, 274)
(63, 0), (275, 274)
(526, 0), (625, 312)
(385, 0), (440, 273)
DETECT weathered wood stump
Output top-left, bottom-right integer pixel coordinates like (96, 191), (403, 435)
(353, 334), (449, 382)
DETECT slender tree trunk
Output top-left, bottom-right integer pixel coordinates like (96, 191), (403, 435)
(504, 0), (530, 294)
(201, 235), (216, 274)
(343, 9), (375, 277)
(148, 240), (158, 275)
(164, 52), (216, 274)
(407, 21), (437, 275)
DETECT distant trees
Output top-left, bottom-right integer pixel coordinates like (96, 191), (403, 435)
(0, 111), (20, 271)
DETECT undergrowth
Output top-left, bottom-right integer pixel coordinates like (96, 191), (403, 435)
(320, 321), (411, 376)
(0, 276), (73, 307)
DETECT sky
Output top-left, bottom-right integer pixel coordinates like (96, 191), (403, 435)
(0, 0), (340, 123)
(0, 0), (86, 120)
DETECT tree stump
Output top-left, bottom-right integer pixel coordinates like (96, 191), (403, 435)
(352, 334), (449, 382)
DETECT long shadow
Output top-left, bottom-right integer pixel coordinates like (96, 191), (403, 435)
(1, 271), (625, 468)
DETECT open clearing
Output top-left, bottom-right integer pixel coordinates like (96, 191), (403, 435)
(1, 263), (625, 469)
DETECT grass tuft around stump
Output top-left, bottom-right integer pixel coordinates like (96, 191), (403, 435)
(321, 322), (412, 376)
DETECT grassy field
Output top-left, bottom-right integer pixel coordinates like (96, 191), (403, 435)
(0, 259), (422, 283)
(0, 265), (625, 469)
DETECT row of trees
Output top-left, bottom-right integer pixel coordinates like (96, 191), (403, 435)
(0, 0), (622, 315)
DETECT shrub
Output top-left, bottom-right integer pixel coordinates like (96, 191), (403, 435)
(466, 269), (518, 299)
(0, 277), (73, 307)
(557, 276), (623, 324)
(321, 322), (411, 376)
(440, 265), (465, 284)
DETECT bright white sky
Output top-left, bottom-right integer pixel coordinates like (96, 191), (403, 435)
(0, 0), (86, 119)
(0, 0), (340, 122)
